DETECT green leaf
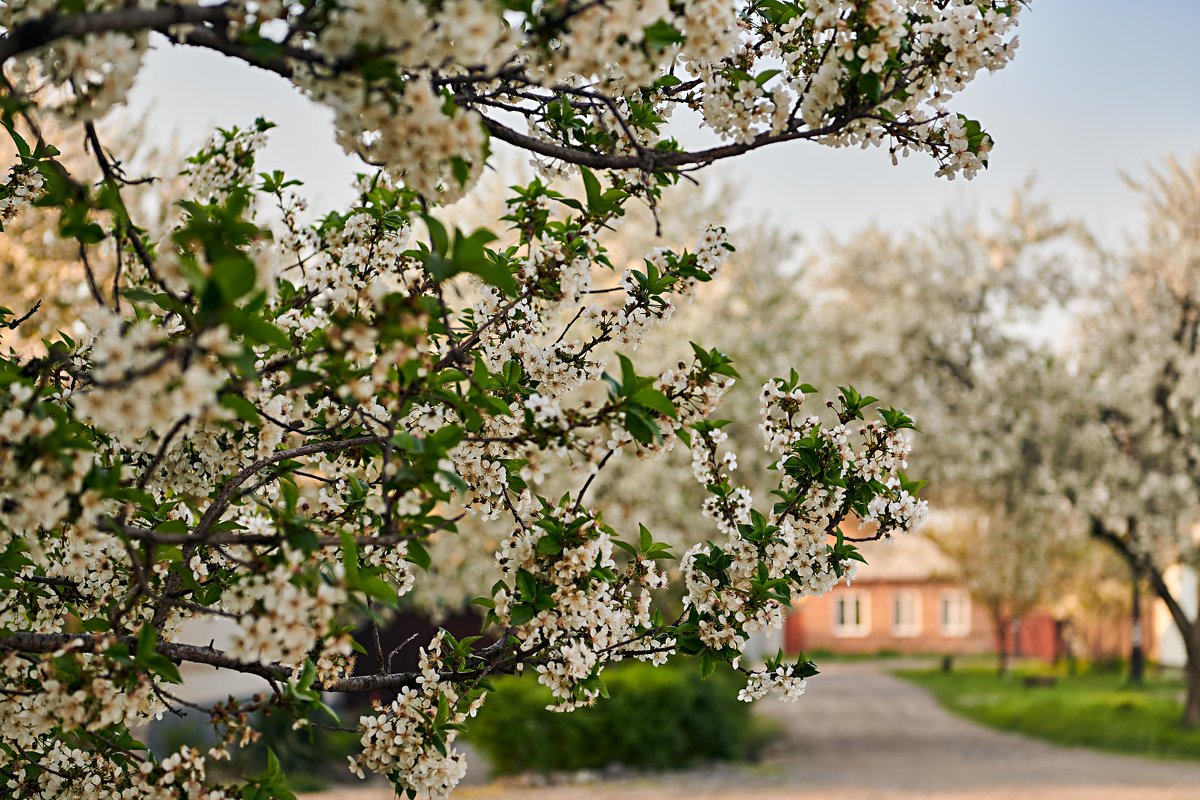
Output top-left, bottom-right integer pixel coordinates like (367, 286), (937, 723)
(860, 72), (882, 102)
(5, 121), (31, 159)
(617, 354), (638, 396)
(144, 653), (182, 684)
(340, 531), (360, 582)
(643, 19), (686, 50)
(136, 623), (156, 661)
(233, 315), (292, 351)
(219, 393), (261, 424)
(358, 575), (400, 605)
(631, 387), (676, 418)
(581, 168), (602, 213)
(423, 214), (450, 256)
(406, 539), (432, 571)
(212, 256), (257, 299)
(623, 407), (660, 444)
(535, 534), (562, 556)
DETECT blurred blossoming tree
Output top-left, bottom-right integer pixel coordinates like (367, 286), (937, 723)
(0, 1), (1022, 796)
(1064, 157), (1200, 726)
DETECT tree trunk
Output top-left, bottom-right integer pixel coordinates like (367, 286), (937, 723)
(1130, 575), (1145, 686)
(1088, 517), (1200, 726)
(1185, 659), (1200, 728)
(993, 610), (1010, 676)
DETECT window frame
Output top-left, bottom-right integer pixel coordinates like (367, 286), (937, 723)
(831, 590), (871, 638)
(892, 589), (922, 637)
(939, 588), (972, 637)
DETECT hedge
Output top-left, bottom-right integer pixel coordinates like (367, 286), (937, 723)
(469, 659), (773, 774)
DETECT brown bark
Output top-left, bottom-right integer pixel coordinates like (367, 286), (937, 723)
(1089, 516), (1200, 727)
(1185, 658), (1200, 728)
(991, 608), (1011, 676)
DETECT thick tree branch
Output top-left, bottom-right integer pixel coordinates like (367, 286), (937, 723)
(0, 5), (230, 63)
(1088, 515), (1197, 658)
(0, 632), (521, 693)
(480, 114), (851, 172)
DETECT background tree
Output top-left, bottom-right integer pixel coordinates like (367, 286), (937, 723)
(0, 114), (183, 353)
(1064, 156), (1200, 726)
(801, 193), (1090, 631)
(926, 504), (1070, 674)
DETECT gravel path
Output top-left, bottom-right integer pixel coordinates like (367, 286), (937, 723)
(305, 661), (1200, 800)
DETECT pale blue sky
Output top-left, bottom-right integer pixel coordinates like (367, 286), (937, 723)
(127, 2), (1200, 244)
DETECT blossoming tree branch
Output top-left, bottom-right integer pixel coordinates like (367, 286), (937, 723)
(0, 1), (1019, 797)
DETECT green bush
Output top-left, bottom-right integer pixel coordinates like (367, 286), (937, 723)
(469, 660), (773, 774)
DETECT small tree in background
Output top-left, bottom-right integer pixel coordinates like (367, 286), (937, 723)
(927, 505), (1069, 675)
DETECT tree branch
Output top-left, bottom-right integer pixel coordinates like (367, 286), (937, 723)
(0, 5), (230, 63)
(1088, 514), (1196, 656)
(0, 632), (522, 693)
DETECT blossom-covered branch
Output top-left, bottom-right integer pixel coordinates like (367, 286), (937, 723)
(0, 0), (1023, 796)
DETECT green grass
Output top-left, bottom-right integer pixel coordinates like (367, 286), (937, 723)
(897, 665), (1200, 761)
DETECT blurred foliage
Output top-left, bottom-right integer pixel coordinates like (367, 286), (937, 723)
(469, 660), (777, 774)
(155, 709), (359, 792)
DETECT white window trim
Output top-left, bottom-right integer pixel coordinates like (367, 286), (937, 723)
(892, 589), (922, 637)
(832, 590), (871, 638)
(940, 589), (972, 637)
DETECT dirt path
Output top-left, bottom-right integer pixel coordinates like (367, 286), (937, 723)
(306, 662), (1200, 800)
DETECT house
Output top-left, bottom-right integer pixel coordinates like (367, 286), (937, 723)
(783, 533), (1061, 659)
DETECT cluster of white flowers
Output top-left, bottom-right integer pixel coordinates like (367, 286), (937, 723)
(225, 555), (346, 669)
(4, 28), (147, 122)
(349, 632), (482, 798)
(0, 162), (45, 223)
(0, 646), (159, 748)
(525, 392), (566, 427)
(319, 0), (511, 67)
(188, 124), (270, 202)
(738, 664), (808, 703)
(0, 388), (92, 548)
(362, 541), (417, 597)
(492, 503), (672, 709)
(671, 377), (929, 695)
(0, 0), (1021, 210)
(372, 80), (487, 200)
(547, 0), (682, 88)
(3, 740), (229, 800)
(71, 312), (227, 449)
(680, 0), (1021, 176)
(586, 226), (732, 356)
(0, 641), (241, 800)
(759, 378), (817, 452)
(299, 211), (419, 313)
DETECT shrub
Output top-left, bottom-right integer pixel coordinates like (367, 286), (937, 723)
(469, 660), (771, 774)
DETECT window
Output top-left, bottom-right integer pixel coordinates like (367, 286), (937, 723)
(940, 589), (972, 637)
(892, 590), (921, 637)
(832, 591), (870, 637)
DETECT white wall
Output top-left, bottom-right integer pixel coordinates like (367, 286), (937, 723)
(1156, 565), (1198, 668)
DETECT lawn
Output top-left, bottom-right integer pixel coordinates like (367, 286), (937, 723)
(897, 665), (1200, 761)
